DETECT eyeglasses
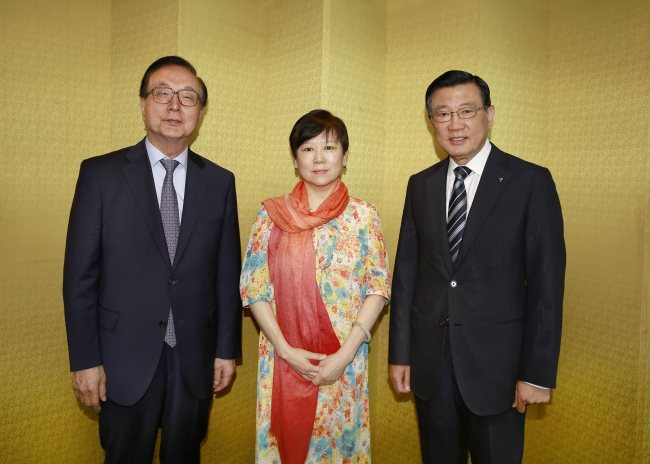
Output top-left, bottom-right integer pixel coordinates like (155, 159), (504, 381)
(147, 86), (201, 107)
(432, 106), (484, 123)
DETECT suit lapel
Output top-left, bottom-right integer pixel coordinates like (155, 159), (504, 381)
(172, 149), (208, 273)
(122, 139), (171, 267)
(426, 159), (453, 275)
(454, 145), (511, 268)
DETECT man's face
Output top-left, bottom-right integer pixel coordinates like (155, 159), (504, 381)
(140, 65), (204, 152)
(429, 83), (494, 165)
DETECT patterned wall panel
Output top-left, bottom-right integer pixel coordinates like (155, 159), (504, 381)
(259, 0), (325, 202)
(0, 0), (111, 462)
(533, 0), (650, 462)
(480, 0), (550, 163)
(328, 0), (387, 209)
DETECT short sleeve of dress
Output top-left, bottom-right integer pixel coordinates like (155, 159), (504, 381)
(240, 206), (274, 307)
(362, 205), (391, 304)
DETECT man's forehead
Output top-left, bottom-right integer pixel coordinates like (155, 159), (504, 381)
(149, 65), (200, 89)
(432, 83), (482, 109)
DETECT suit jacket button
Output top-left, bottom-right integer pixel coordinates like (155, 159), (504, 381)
(439, 320), (445, 328)
(168, 278), (177, 285)
(159, 320), (167, 328)
(450, 280), (457, 288)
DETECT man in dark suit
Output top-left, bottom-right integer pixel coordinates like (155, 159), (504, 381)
(63, 56), (242, 464)
(388, 70), (565, 463)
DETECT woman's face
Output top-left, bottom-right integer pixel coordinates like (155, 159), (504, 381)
(294, 131), (347, 193)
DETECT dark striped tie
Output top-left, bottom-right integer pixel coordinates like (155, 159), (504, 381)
(160, 158), (179, 348)
(448, 166), (471, 264)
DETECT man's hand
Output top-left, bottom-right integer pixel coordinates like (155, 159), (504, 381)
(512, 380), (550, 413)
(389, 364), (411, 393)
(213, 358), (236, 393)
(72, 365), (107, 413)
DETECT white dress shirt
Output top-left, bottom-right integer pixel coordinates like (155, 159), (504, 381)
(146, 138), (187, 223)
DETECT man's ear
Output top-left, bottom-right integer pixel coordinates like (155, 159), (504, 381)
(487, 105), (495, 131)
(140, 98), (146, 121)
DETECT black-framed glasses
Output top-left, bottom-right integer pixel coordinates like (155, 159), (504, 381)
(432, 106), (484, 123)
(147, 86), (201, 107)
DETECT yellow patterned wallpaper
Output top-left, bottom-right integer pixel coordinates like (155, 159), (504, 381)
(540, 1), (650, 462)
(1, 0), (650, 463)
(0, 0), (111, 462)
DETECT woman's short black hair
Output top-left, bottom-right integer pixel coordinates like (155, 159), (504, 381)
(289, 110), (349, 158)
(139, 56), (208, 106)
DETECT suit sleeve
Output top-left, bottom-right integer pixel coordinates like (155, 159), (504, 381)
(388, 178), (419, 365)
(63, 160), (103, 372)
(214, 172), (243, 359)
(520, 168), (566, 388)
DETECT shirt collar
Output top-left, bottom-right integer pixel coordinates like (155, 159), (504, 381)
(145, 137), (188, 169)
(447, 139), (492, 177)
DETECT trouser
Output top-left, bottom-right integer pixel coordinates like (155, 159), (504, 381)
(99, 344), (212, 464)
(415, 328), (526, 464)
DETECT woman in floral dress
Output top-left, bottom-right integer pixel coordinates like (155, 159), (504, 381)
(240, 110), (390, 464)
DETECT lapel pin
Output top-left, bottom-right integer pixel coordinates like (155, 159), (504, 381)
(498, 178), (503, 182)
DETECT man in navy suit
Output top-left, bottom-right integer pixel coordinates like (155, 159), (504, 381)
(63, 56), (241, 463)
(388, 70), (565, 463)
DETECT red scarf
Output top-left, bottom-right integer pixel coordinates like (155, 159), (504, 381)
(263, 179), (349, 464)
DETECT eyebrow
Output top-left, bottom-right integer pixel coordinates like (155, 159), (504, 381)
(434, 101), (479, 111)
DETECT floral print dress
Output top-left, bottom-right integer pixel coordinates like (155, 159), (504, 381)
(240, 198), (390, 464)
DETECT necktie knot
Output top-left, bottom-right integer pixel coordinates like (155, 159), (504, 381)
(160, 158), (180, 175)
(454, 166), (471, 181)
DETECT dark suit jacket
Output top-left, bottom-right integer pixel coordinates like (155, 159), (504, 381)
(63, 138), (242, 406)
(388, 144), (565, 416)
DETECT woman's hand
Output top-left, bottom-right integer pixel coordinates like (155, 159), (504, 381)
(250, 301), (325, 382)
(279, 346), (326, 382)
(312, 350), (352, 386)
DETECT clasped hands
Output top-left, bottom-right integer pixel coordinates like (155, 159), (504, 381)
(279, 346), (351, 387)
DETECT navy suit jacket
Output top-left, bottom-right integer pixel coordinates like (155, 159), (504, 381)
(388, 144), (565, 416)
(63, 138), (242, 406)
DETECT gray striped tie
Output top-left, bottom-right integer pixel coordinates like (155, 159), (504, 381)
(448, 166), (471, 264)
(160, 158), (179, 348)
